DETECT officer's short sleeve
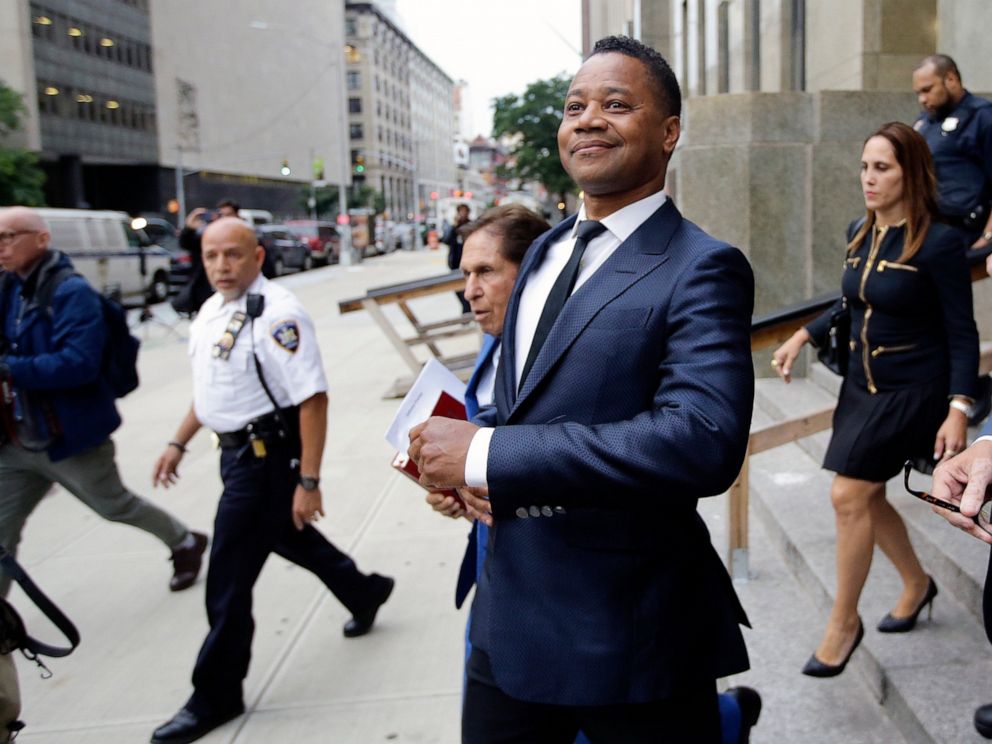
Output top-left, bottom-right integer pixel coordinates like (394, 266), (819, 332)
(260, 300), (328, 406)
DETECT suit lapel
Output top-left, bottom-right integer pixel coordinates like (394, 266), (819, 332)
(465, 334), (498, 418)
(510, 201), (682, 417)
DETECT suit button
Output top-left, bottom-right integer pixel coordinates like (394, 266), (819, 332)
(528, 506), (541, 517)
(541, 506), (553, 517)
(515, 507), (529, 519)
(554, 506), (566, 514)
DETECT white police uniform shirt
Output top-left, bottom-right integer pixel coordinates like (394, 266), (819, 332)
(189, 274), (327, 434)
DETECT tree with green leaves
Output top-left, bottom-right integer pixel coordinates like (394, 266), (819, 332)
(297, 183), (385, 218)
(491, 73), (574, 209)
(0, 81), (45, 206)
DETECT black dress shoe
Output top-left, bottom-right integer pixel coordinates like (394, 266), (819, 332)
(343, 575), (395, 638)
(801, 619), (864, 678)
(725, 686), (761, 744)
(150, 704), (243, 744)
(976, 702), (992, 739)
(877, 576), (937, 633)
(170, 532), (209, 592)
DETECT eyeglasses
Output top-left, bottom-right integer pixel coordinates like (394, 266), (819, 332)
(903, 460), (992, 537)
(0, 230), (38, 247)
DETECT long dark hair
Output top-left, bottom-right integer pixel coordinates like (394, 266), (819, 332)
(847, 121), (937, 263)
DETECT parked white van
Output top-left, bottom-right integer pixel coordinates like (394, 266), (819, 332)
(237, 209), (273, 227)
(36, 208), (172, 303)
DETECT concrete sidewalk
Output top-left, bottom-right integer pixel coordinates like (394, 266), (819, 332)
(8, 250), (904, 743)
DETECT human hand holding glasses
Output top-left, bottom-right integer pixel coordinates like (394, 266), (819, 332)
(912, 442), (992, 545)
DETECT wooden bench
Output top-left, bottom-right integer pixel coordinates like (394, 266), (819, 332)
(339, 271), (479, 396)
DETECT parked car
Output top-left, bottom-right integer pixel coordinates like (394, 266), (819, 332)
(255, 225), (312, 275)
(138, 216), (180, 251)
(38, 208), (172, 303)
(285, 220), (341, 265)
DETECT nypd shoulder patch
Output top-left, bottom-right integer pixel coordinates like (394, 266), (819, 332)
(271, 318), (301, 353)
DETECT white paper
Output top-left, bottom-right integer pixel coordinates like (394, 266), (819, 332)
(384, 358), (467, 451)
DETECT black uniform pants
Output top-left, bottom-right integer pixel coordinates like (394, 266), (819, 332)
(187, 441), (374, 715)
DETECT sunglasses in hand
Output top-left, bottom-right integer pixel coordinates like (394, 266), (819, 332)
(903, 460), (992, 538)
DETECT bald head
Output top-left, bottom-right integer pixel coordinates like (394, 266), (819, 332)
(0, 206), (51, 276)
(201, 217), (265, 300)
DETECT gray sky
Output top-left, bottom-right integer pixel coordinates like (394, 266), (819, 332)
(394, 0), (582, 138)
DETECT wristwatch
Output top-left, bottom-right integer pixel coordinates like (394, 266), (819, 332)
(299, 475), (320, 491)
(983, 230), (992, 242)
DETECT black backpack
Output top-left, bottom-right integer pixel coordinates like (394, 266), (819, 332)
(35, 267), (140, 398)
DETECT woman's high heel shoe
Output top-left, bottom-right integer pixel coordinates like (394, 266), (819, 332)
(877, 576), (938, 633)
(801, 619), (864, 678)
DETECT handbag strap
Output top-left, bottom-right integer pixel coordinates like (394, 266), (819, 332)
(0, 548), (79, 658)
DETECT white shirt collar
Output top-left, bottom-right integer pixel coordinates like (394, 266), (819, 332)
(570, 190), (668, 244)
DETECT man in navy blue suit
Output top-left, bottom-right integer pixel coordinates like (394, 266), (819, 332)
(410, 36), (755, 743)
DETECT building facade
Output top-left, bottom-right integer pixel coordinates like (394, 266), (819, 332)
(151, 0), (350, 219)
(345, 2), (455, 220)
(2, 0), (159, 209)
(582, 0), (992, 323)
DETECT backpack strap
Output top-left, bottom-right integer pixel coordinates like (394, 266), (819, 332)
(0, 548), (79, 658)
(32, 266), (78, 318)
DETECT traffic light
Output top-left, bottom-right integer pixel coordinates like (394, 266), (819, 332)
(280, 159), (291, 176)
(353, 154), (365, 174)
(429, 191), (438, 200)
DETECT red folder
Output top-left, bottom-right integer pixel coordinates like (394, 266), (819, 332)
(391, 391), (466, 506)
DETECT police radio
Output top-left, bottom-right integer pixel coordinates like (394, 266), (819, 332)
(246, 293), (265, 319)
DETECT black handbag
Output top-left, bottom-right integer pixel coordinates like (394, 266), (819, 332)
(817, 298), (850, 376)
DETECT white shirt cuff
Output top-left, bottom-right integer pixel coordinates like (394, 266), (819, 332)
(465, 427), (494, 488)
(976, 436), (992, 445)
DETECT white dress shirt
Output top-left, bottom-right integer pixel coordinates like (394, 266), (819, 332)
(464, 190), (668, 487)
(188, 274), (328, 433)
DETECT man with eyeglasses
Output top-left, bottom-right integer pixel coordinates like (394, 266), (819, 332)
(0, 206), (207, 597)
(931, 304), (992, 738)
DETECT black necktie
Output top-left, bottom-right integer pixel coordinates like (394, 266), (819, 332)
(519, 220), (608, 387)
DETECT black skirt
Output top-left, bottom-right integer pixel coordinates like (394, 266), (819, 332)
(823, 375), (949, 483)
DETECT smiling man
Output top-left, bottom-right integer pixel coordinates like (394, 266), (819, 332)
(409, 36), (755, 743)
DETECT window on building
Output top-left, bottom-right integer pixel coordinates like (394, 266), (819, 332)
(350, 123), (364, 140)
(349, 97), (362, 114)
(790, 0), (806, 91)
(345, 17), (357, 36)
(717, 1), (730, 93)
(347, 70), (360, 91)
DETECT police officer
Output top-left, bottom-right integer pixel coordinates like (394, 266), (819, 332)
(913, 54), (992, 248)
(149, 218), (395, 744)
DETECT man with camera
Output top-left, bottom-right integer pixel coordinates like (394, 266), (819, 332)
(173, 200), (241, 315)
(0, 206), (207, 597)
(150, 217), (394, 744)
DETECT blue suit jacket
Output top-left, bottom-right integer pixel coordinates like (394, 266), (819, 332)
(468, 200), (755, 706)
(454, 334), (498, 609)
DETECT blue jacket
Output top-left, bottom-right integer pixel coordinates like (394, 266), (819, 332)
(469, 201), (754, 706)
(1, 251), (120, 461)
(454, 334), (498, 609)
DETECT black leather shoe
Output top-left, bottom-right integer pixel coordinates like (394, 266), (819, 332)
(976, 702), (992, 739)
(343, 575), (395, 638)
(877, 576), (937, 633)
(725, 686), (761, 744)
(170, 532), (208, 592)
(801, 619), (864, 678)
(150, 704), (243, 743)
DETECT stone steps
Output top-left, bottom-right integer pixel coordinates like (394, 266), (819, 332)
(748, 371), (992, 744)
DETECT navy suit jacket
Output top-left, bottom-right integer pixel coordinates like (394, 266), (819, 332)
(454, 334), (498, 609)
(468, 199), (755, 706)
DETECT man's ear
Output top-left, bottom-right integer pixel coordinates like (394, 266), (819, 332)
(662, 116), (681, 156)
(254, 245), (265, 267)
